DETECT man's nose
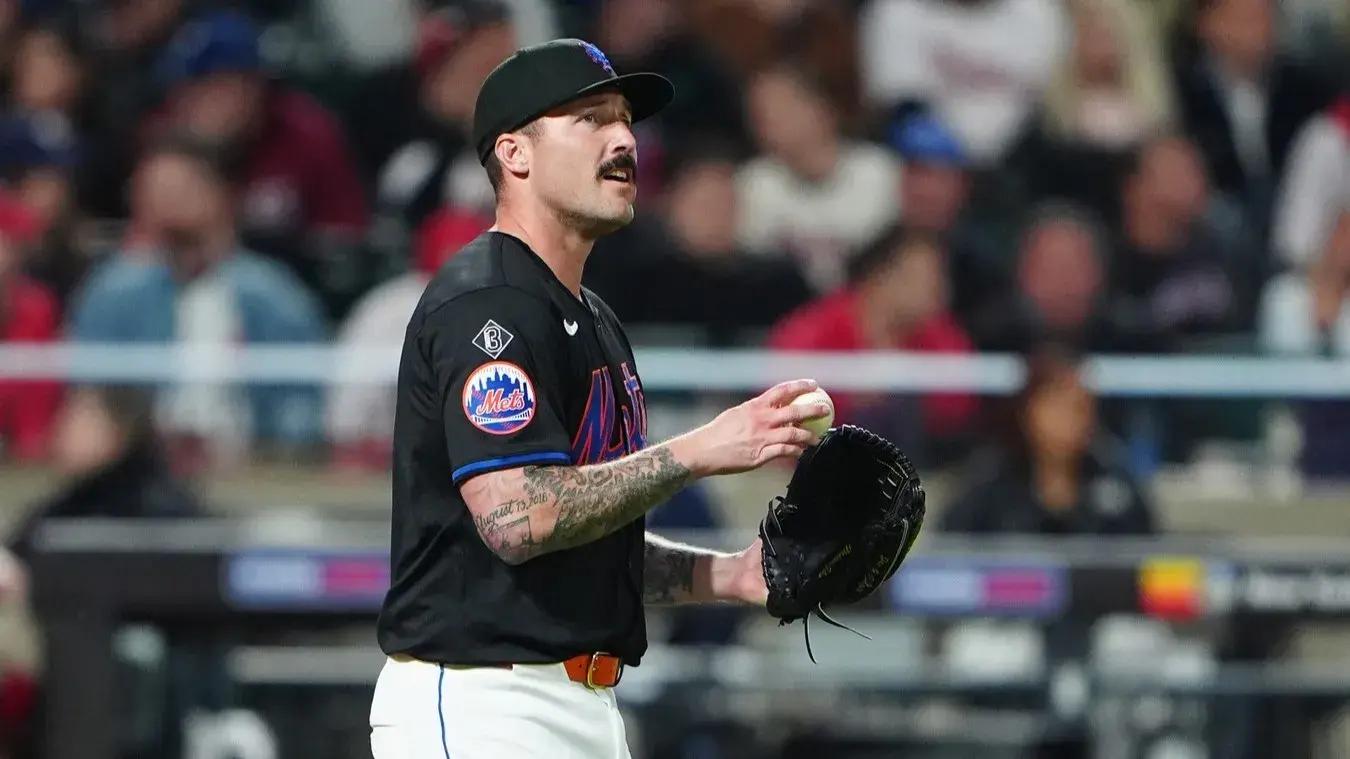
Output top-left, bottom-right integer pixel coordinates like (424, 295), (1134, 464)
(609, 123), (638, 155)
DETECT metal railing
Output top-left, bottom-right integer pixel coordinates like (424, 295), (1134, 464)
(2, 343), (1350, 396)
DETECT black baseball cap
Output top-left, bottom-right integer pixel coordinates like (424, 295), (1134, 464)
(472, 38), (674, 164)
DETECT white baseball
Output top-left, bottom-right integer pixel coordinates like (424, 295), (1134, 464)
(791, 387), (835, 437)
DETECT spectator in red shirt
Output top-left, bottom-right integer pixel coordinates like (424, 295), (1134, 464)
(150, 9), (370, 319)
(767, 224), (978, 464)
(0, 194), (61, 462)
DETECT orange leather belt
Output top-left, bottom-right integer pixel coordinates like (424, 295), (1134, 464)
(400, 652), (624, 689)
(560, 652), (623, 689)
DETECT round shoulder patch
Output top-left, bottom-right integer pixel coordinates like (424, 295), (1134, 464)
(463, 361), (537, 436)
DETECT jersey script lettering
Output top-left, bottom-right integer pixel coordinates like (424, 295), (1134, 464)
(571, 362), (647, 464)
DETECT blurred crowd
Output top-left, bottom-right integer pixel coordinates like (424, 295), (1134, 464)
(2, 0), (1350, 485)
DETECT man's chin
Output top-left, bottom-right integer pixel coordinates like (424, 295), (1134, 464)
(583, 205), (635, 237)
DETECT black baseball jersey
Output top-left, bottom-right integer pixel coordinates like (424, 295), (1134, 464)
(377, 231), (651, 666)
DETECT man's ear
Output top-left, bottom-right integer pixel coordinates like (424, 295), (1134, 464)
(496, 133), (531, 178)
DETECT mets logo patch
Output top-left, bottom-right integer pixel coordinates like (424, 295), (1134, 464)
(463, 361), (537, 435)
(582, 42), (616, 76)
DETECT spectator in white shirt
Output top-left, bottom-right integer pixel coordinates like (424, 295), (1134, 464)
(1263, 98), (1350, 356)
(736, 59), (899, 292)
(1260, 98), (1350, 480)
(859, 0), (1068, 164)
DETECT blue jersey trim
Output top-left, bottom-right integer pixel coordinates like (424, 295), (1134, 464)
(451, 451), (572, 482)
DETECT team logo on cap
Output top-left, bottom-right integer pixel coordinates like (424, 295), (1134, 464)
(463, 361), (537, 435)
(582, 42), (616, 76)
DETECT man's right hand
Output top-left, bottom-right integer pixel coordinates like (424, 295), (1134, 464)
(673, 379), (829, 477)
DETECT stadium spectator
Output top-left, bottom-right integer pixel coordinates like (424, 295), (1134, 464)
(859, 0), (1068, 164)
(149, 9), (371, 320)
(1172, 0), (1333, 233)
(1270, 96), (1350, 286)
(0, 384), (203, 758)
(1263, 92), (1350, 355)
(1043, 0), (1174, 151)
(78, 0), (189, 218)
(586, 143), (810, 338)
(356, 0), (515, 278)
(887, 113), (1011, 321)
(7, 385), (203, 561)
(0, 194), (61, 463)
(1018, 0), (1174, 217)
(0, 113), (78, 232)
(68, 132), (327, 472)
(0, 114), (85, 303)
(893, 115), (972, 236)
(937, 348), (1156, 759)
(941, 348), (1156, 535)
(8, 13), (88, 127)
(1262, 178), (1350, 477)
(968, 202), (1120, 354)
(328, 208), (487, 473)
(1109, 135), (1258, 351)
(767, 224), (977, 465)
(737, 59), (899, 292)
(1264, 94), (1350, 361)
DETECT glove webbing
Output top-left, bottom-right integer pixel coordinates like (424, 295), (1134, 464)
(763, 499), (873, 664)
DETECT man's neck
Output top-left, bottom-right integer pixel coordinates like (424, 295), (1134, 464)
(493, 202), (594, 297)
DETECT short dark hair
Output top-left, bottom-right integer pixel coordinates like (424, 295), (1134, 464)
(1021, 200), (1108, 259)
(846, 223), (942, 285)
(141, 129), (242, 190)
(484, 121), (538, 198)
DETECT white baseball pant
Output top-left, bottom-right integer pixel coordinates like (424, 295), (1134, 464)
(369, 655), (632, 758)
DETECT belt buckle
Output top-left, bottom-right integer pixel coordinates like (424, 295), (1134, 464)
(585, 652), (620, 690)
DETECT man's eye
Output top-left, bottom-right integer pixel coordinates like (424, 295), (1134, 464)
(581, 113), (599, 124)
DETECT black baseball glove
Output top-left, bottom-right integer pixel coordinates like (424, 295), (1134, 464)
(759, 424), (925, 661)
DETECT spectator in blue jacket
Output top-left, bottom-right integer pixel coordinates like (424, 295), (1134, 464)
(68, 131), (327, 470)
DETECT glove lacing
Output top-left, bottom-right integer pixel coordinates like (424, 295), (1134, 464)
(802, 605), (872, 664)
(764, 500), (873, 664)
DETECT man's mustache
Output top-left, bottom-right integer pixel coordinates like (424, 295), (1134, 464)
(597, 154), (638, 179)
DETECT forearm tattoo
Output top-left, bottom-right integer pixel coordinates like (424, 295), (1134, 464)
(642, 533), (702, 605)
(473, 446), (692, 564)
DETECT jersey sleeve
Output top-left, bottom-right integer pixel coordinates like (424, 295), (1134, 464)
(422, 288), (575, 484)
